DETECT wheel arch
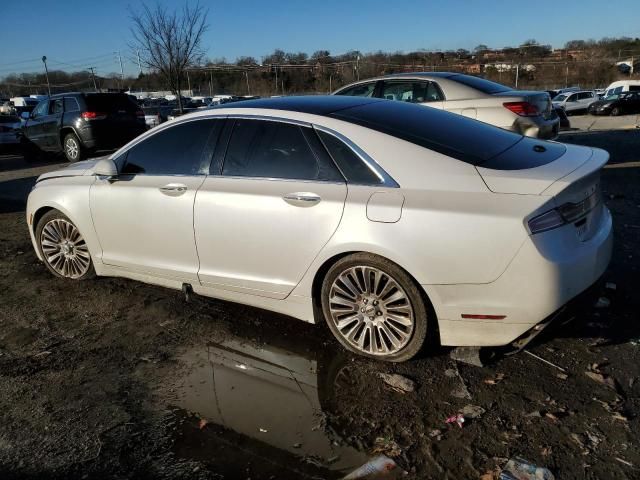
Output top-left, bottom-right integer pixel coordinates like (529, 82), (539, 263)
(309, 250), (440, 344)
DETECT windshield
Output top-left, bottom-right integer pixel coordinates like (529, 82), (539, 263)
(450, 74), (511, 94)
(552, 94), (568, 102)
(85, 94), (138, 113)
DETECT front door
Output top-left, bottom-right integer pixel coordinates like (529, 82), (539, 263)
(24, 99), (50, 149)
(90, 119), (221, 282)
(194, 118), (347, 299)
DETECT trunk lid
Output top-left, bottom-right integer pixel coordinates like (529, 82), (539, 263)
(476, 140), (603, 195)
(493, 90), (554, 119)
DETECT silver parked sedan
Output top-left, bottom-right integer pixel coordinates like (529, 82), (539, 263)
(26, 96), (611, 362)
(333, 72), (560, 139)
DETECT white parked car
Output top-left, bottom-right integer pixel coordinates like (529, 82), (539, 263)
(602, 80), (640, 98)
(26, 96), (612, 361)
(552, 90), (598, 114)
(333, 73), (560, 139)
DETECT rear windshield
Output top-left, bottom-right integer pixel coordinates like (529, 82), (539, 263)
(84, 94), (138, 113)
(450, 74), (511, 94)
(329, 100), (522, 165)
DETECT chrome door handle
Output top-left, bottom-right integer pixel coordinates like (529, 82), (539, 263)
(159, 183), (187, 196)
(283, 192), (321, 207)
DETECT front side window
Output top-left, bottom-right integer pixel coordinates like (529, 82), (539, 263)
(32, 100), (48, 118)
(335, 82), (376, 98)
(222, 120), (337, 181)
(121, 119), (219, 175)
(50, 99), (63, 114)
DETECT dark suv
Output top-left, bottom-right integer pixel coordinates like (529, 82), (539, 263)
(20, 92), (147, 162)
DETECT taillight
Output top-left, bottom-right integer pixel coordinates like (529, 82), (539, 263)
(503, 101), (539, 117)
(528, 192), (600, 234)
(81, 111), (107, 120)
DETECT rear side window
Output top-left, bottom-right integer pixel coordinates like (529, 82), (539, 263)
(121, 119), (219, 175)
(222, 120), (341, 181)
(85, 94), (138, 113)
(381, 81), (443, 103)
(317, 130), (383, 185)
(50, 99), (63, 114)
(64, 97), (80, 112)
(335, 82), (376, 97)
(629, 85), (640, 92)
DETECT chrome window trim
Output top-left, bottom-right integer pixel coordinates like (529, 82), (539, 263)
(313, 125), (399, 188)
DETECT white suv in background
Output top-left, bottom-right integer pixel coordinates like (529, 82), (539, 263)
(333, 72), (560, 139)
(552, 90), (598, 114)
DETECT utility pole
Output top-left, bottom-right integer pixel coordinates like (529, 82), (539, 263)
(565, 63), (569, 88)
(116, 50), (124, 90)
(187, 70), (191, 96)
(42, 56), (51, 97)
(209, 70), (213, 97)
(88, 67), (98, 91)
(274, 65), (278, 95)
(136, 50), (143, 76)
(356, 55), (360, 81)
(515, 63), (519, 88)
(244, 70), (250, 95)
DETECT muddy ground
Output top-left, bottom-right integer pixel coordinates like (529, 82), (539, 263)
(0, 130), (639, 480)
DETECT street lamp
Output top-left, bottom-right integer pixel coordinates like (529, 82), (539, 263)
(42, 56), (51, 97)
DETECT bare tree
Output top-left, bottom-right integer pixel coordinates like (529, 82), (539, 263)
(130, 1), (208, 112)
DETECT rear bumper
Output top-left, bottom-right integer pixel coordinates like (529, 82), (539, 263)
(428, 206), (613, 346)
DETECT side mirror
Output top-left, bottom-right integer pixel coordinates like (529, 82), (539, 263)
(21, 111), (30, 120)
(94, 158), (118, 178)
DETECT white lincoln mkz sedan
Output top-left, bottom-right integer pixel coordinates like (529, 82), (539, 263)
(26, 96), (612, 361)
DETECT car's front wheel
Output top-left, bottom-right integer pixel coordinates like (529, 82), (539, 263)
(63, 133), (83, 162)
(36, 210), (95, 280)
(321, 253), (428, 362)
(610, 107), (621, 116)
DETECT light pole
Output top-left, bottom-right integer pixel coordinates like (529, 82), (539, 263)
(42, 56), (51, 97)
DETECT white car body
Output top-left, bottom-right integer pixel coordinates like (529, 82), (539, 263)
(333, 73), (560, 139)
(552, 90), (598, 113)
(26, 96), (612, 356)
(603, 80), (640, 98)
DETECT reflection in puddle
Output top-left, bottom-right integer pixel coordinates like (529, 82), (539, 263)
(172, 337), (371, 477)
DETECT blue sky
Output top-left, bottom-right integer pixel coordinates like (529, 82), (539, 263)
(1, 0), (638, 77)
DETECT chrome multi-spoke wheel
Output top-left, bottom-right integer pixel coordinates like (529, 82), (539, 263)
(328, 265), (415, 356)
(40, 218), (91, 279)
(63, 133), (82, 162)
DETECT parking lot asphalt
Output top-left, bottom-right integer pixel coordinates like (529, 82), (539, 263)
(1, 131), (639, 479)
(564, 113), (640, 133)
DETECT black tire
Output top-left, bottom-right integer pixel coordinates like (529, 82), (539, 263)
(320, 253), (429, 362)
(63, 133), (83, 162)
(35, 210), (95, 280)
(610, 107), (621, 117)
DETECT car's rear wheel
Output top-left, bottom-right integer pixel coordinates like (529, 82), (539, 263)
(610, 107), (621, 116)
(321, 253), (428, 362)
(36, 210), (95, 280)
(63, 133), (83, 162)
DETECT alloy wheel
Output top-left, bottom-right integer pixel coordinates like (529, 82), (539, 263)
(40, 218), (91, 278)
(65, 137), (79, 160)
(328, 266), (415, 356)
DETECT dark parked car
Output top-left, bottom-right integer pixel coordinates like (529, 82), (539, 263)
(588, 91), (640, 116)
(20, 92), (147, 162)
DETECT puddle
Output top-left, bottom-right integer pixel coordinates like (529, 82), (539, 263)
(171, 337), (372, 478)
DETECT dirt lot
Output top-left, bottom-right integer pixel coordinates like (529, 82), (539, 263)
(1, 131), (640, 480)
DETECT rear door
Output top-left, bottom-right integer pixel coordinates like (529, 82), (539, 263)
(42, 98), (64, 150)
(194, 118), (347, 299)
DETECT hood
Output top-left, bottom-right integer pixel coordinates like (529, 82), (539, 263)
(36, 156), (109, 182)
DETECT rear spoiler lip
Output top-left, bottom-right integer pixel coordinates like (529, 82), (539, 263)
(541, 147), (609, 197)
